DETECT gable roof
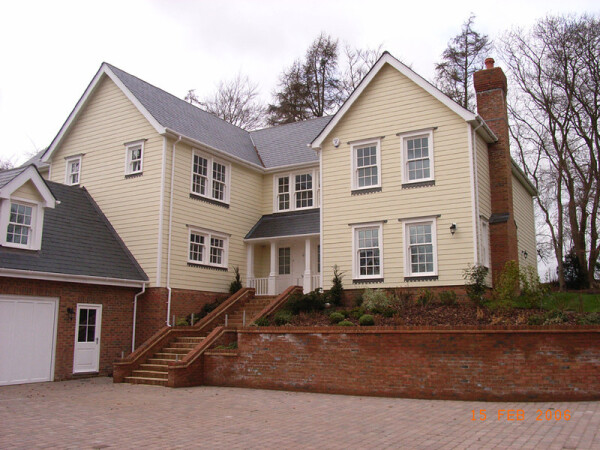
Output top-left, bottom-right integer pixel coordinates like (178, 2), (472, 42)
(311, 52), (497, 148)
(0, 174), (148, 285)
(20, 148), (49, 171)
(250, 116), (331, 168)
(0, 165), (55, 208)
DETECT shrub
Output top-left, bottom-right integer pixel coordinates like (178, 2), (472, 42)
(543, 310), (568, 325)
(358, 314), (375, 326)
(354, 292), (364, 307)
(175, 317), (189, 326)
(520, 265), (548, 309)
(338, 320), (355, 326)
(394, 288), (413, 309)
(362, 289), (394, 314)
(329, 312), (345, 324)
(490, 261), (520, 311)
(349, 307), (365, 320)
(417, 289), (434, 306)
(229, 266), (243, 294)
(527, 314), (545, 326)
(285, 289), (326, 314)
(187, 297), (224, 324)
(578, 312), (600, 325)
(439, 290), (457, 306)
(273, 310), (293, 325)
(463, 264), (489, 307)
(328, 265), (344, 306)
(254, 317), (270, 326)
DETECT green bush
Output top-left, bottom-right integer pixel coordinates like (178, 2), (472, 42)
(354, 292), (364, 307)
(362, 289), (394, 314)
(381, 309), (394, 318)
(328, 265), (345, 306)
(527, 314), (545, 326)
(463, 264), (489, 307)
(274, 310), (293, 325)
(338, 320), (355, 326)
(358, 314), (375, 326)
(329, 312), (345, 324)
(229, 266), (243, 294)
(417, 289), (434, 306)
(187, 297), (224, 324)
(489, 261), (520, 311)
(543, 310), (568, 325)
(520, 265), (548, 309)
(175, 317), (189, 326)
(285, 289), (326, 314)
(254, 317), (270, 326)
(349, 307), (365, 320)
(578, 312), (600, 325)
(439, 290), (457, 306)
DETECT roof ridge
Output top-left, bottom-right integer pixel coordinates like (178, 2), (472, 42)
(250, 115), (332, 134)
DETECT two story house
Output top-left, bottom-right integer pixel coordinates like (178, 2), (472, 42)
(1, 52), (536, 384)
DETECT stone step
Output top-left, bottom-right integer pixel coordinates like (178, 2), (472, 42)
(161, 348), (193, 354)
(146, 358), (174, 365)
(175, 337), (204, 343)
(153, 353), (178, 360)
(124, 376), (167, 387)
(132, 370), (168, 379)
(170, 342), (198, 349)
(139, 363), (168, 372)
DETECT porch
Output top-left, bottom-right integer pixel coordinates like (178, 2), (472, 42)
(244, 209), (321, 296)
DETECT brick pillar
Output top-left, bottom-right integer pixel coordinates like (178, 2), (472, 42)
(473, 58), (519, 284)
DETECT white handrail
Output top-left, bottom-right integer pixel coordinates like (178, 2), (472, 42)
(248, 277), (269, 295)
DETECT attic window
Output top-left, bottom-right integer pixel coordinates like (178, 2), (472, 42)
(65, 156), (81, 186)
(6, 203), (33, 246)
(125, 140), (144, 176)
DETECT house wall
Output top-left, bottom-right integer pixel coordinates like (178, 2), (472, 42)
(12, 181), (45, 203)
(160, 139), (264, 293)
(204, 327), (600, 401)
(513, 175), (537, 272)
(320, 63), (475, 288)
(48, 75), (162, 285)
(0, 276), (137, 381)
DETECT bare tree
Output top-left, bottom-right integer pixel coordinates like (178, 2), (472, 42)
(0, 157), (15, 170)
(501, 14), (600, 288)
(435, 14), (492, 110)
(339, 44), (383, 98)
(186, 73), (265, 131)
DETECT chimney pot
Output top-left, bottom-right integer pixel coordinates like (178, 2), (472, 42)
(485, 58), (495, 69)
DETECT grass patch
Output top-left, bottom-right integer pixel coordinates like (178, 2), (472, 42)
(514, 292), (600, 313)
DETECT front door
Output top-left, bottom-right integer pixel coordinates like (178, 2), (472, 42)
(73, 304), (102, 373)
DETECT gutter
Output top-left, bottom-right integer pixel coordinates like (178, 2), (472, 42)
(166, 135), (182, 326)
(0, 268), (147, 288)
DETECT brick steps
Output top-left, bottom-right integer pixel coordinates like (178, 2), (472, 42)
(124, 376), (167, 386)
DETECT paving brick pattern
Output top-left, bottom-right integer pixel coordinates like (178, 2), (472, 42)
(1, 378), (599, 449)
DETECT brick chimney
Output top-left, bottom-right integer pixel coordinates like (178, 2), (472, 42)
(473, 58), (519, 283)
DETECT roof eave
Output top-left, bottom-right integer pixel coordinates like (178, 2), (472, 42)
(0, 268), (147, 288)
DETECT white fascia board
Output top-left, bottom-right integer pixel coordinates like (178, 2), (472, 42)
(244, 232), (320, 243)
(0, 268), (147, 288)
(42, 64), (166, 163)
(0, 166), (56, 208)
(468, 117), (498, 144)
(312, 53), (481, 149)
(511, 160), (538, 196)
(164, 129), (265, 172)
(263, 161), (319, 173)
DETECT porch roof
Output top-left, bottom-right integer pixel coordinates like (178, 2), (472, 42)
(245, 209), (320, 240)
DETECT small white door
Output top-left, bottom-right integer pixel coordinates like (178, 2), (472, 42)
(73, 304), (102, 373)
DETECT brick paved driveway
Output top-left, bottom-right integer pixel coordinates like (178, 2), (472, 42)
(1, 378), (598, 449)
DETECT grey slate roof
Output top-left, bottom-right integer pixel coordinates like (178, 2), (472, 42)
(250, 116), (332, 168)
(0, 178), (148, 282)
(106, 64), (263, 167)
(21, 149), (49, 170)
(245, 209), (320, 239)
(0, 166), (27, 189)
(104, 63), (330, 169)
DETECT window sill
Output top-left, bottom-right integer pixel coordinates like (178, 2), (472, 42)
(125, 172), (143, 179)
(351, 187), (382, 196)
(187, 262), (228, 271)
(402, 180), (435, 189)
(404, 275), (438, 282)
(189, 193), (230, 209)
(352, 278), (384, 284)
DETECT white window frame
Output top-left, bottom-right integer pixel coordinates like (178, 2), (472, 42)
(187, 226), (229, 268)
(190, 150), (231, 204)
(351, 139), (381, 191)
(403, 217), (438, 277)
(0, 199), (44, 250)
(351, 222), (384, 280)
(272, 168), (319, 212)
(400, 129), (435, 185)
(480, 218), (490, 268)
(278, 247), (291, 275)
(124, 140), (144, 175)
(65, 155), (82, 186)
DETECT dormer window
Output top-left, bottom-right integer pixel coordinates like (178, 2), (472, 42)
(6, 202), (33, 246)
(65, 156), (81, 186)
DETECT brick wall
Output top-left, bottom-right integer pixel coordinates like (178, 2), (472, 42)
(204, 327), (600, 401)
(0, 277), (137, 381)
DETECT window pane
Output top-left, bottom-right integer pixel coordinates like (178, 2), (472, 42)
(189, 233), (205, 262)
(278, 177), (290, 210)
(357, 227), (381, 276)
(408, 224), (433, 274)
(210, 237), (224, 265)
(212, 162), (226, 201)
(192, 155), (208, 195)
(355, 145), (378, 188)
(295, 173), (313, 208)
(78, 326), (87, 342)
(278, 247), (290, 275)
(406, 136), (431, 181)
(86, 325), (95, 342)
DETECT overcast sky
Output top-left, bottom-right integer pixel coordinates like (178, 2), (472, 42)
(0, 0), (597, 166)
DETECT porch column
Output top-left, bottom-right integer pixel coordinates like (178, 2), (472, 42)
(246, 243), (254, 288)
(268, 241), (277, 295)
(303, 238), (312, 293)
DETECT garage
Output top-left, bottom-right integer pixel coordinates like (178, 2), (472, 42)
(0, 296), (58, 386)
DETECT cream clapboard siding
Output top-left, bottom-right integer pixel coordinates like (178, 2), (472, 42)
(13, 181), (44, 203)
(163, 139), (264, 292)
(476, 134), (491, 222)
(48, 75), (162, 283)
(513, 175), (537, 272)
(320, 63), (475, 288)
(261, 173), (274, 214)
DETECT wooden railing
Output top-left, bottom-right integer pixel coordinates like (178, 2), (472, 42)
(248, 277), (269, 295)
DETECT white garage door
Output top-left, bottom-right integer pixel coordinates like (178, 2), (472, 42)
(0, 296), (58, 386)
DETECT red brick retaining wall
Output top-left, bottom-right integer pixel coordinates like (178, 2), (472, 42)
(204, 327), (600, 401)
